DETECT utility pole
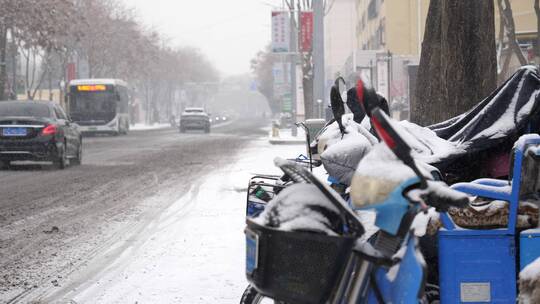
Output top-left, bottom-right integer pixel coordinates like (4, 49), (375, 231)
(313, 0), (325, 118)
(289, 0), (298, 136)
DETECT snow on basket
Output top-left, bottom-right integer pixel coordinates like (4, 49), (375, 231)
(254, 183), (344, 236)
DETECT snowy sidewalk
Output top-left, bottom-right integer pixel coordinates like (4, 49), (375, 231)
(49, 139), (305, 303)
(268, 127), (306, 145)
(130, 123), (171, 131)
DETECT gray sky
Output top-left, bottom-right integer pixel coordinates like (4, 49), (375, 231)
(122, 0), (287, 76)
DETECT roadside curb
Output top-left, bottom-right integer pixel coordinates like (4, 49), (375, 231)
(268, 137), (305, 145)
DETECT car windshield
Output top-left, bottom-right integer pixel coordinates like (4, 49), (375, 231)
(0, 102), (51, 118)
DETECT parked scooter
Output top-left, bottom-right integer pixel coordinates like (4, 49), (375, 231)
(240, 105), (469, 303)
(319, 66), (540, 186)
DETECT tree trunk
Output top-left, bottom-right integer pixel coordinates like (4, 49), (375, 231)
(48, 66), (53, 101)
(302, 75), (313, 118)
(413, 0), (497, 126)
(534, 0), (540, 64)
(411, 0), (443, 125)
(302, 51), (314, 118)
(0, 25), (7, 101)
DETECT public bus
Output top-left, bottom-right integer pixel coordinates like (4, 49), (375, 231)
(67, 79), (130, 135)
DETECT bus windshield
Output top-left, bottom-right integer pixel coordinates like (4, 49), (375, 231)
(69, 86), (117, 124)
(71, 91), (116, 113)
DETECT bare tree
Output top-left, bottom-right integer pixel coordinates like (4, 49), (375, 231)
(251, 46), (278, 113)
(0, 0), (79, 100)
(497, 0), (528, 82)
(0, 25), (7, 100)
(0, 0), (219, 123)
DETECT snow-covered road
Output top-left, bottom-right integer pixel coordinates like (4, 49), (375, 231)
(44, 139), (305, 303)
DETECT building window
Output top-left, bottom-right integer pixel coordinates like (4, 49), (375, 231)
(380, 18), (386, 45)
(368, 0), (378, 20)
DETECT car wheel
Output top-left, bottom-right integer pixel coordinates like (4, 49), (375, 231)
(204, 126), (210, 133)
(121, 122), (128, 135)
(54, 144), (68, 169)
(0, 160), (10, 170)
(72, 141), (82, 165)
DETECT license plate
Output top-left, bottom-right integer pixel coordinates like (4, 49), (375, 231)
(245, 229), (259, 274)
(2, 127), (27, 137)
(88, 127), (97, 131)
(247, 201), (266, 217)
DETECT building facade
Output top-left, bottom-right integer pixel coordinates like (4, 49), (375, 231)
(495, 0), (539, 80)
(325, 0), (539, 120)
(336, 0), (429, 119)
(324, 0), (358, 81)
(355, 0), (429, 56)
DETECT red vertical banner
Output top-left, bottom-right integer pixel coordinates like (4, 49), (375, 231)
(66, 63), (76, 82)
(300, 11), (313, 52)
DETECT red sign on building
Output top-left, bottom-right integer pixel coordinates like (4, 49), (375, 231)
(66, 63), (76, 82)
(299, 11), (313, 52)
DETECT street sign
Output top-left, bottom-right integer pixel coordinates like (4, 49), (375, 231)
(271, 11), (290, 53)
(273, 84), (291, 97)
(282, 93), (292, 112)
(272, 62), (291, 85)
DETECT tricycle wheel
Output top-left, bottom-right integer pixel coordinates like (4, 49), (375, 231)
(423, 283), (440, 304)
(240, 284), (286, 304)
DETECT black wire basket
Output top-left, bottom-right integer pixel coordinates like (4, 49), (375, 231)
(246, 175), (286, 218)
(245, 219), (355, 304)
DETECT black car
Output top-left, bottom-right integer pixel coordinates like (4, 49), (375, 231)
(0, 101), (82, 169)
